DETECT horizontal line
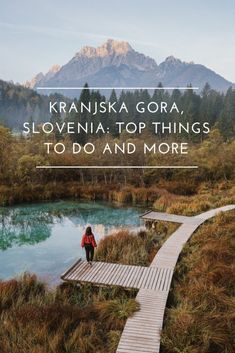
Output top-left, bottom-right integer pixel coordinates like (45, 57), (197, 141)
(36, 87), (199, 90)
(36, 165), (198, 169)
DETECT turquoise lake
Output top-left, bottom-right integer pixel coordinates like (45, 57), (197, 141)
(0, 201), (143, 283)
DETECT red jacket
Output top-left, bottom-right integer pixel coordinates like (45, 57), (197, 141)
(81, 233), (97, 248)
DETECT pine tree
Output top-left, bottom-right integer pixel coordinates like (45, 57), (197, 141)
(217, 88), (235, 140)
(50, 103), (62, 141)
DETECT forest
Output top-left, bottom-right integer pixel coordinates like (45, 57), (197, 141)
(0, 82), (234, 206)
(0, 82), (234, 353)
(0, 80), (234, 140)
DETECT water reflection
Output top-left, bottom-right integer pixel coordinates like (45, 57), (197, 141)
(0, 201), (142, 281)
(0, 201), (141, 250)
(0, 208), (53, 250)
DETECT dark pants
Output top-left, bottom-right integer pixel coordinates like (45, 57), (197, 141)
(85, 245), (94, 262)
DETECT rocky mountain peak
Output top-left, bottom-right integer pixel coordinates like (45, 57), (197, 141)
(48, 64), (61, 73)
(101, 39), (133, 55)
(24, 72), (44, 88)
(24, 65), (60, 88)
(164, 56), (183, 65)
(24, 39), (232, 92)
(77, 39), (133, 58)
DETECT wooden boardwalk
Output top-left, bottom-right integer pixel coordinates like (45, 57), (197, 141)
(116, 204), (235, 353)
(141, 210), (200, 224)
(61, 204), (235, 353)
(62, 260), (173, 291)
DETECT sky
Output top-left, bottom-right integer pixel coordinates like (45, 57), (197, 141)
(0, 0), (235, 83)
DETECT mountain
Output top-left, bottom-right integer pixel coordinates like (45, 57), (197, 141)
(26, 39), (233, 93)
(25, 64), (60, 89)
(156, 56), (232, 91)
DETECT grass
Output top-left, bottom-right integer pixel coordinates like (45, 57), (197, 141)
(0, 274), (139, 353)
(1, 180), (234, 224)
(0, 217), (177, 353)
(153, 181), (235, 215)
(0, 182), (164, 206)
(0, 179), (234, 352)
(161, 210), (235, 353)
(95, 223), (178, 266)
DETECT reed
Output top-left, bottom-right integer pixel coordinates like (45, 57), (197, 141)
(95, 226), (177, 266)
(153, 182), (235, 215)
(161, 210), (235, 353)
(0, 274), (139, 353)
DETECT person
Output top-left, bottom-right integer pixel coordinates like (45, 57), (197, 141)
(81, 226), (97, 266)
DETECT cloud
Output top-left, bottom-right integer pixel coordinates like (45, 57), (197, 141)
(0, 21), (110, 41)
(0, 21), (162, 52)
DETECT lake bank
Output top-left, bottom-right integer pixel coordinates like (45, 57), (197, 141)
(0, 200), (143, 282)
(1, 209), (234, 353)
(0, 182), (162, 207)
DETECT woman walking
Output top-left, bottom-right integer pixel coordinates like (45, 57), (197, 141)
(81, 226), (97, 266)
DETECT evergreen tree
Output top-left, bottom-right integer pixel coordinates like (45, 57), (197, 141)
(50, 104), (63, 141)
(217, 87), (235, 140)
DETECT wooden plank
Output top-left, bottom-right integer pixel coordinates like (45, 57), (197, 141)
(117, 343), (157, 352)
(118, 340), (158, 348)
(117, 348), (158, 353)
(119, 341), (160, 348)
(130, 266), (145, 287)
(163, 269), (173, 291)
(118, 333), (157, 345)
(64, 261), (83, 280)
(114, 265), (130, 286)
(125, 266), (137, 288)
(137, 267), (150, 288)
(139, 210), (153, 218)
(68, 261), (88, 280)
(72, 261), (95, 280)
(60, 258), (81, 279)
(160, 268), (169, 291)
(155, 268), (165, 290)
(142, 267), (153, 289)
(121, 327), (158, 334)
(133, 266), (145, 288)
(149, 268), (161, 290)
(118, 265), (134, 287)
(128, 265), (142, 288)
(60, 205), (235, 353)
(140, 211), (193, 224)
(122, 265), (137, 288)
(109, 264), (127, 285)
(120, 333), (158, 340)
(102, 262), (118, 284)
(98, 262), (116, 284)
(119, 265), (133, 287)
(159, 268), (168, 291)
(118, 343), (158, 350)
(85, 262), (105, 282)
(79, 261), (103, 282)
(145, 268), (158, 289)
(72, 262), (94, 282)
(127, 266), (141, 288)
(93, 263), (112, 283)
(135, 269), (145, 288)
(89, 262), (110, 283)
(101, 263), (120, 284)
